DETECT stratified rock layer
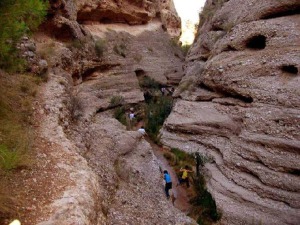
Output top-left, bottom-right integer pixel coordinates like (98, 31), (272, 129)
(162, 0), (300, 224)
(45, 0), (180, 40)
(31, 0), (195, 224)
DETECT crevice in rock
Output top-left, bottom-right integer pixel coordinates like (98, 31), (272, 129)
(80, 64), (120, 82)
(245, 35), (266, 50)
(203, 83), (254, 104)
(280, 65), (298, 75)
(260, 6), (300, 19)
(222, 44), (237, 52)
(199, 82), (215, 92)
(287, 169), (300, 176)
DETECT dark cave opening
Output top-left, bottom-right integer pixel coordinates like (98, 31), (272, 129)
(261, 6), (300, 19)
(246, 35), (267, 50)
(281, 65), (298, 75)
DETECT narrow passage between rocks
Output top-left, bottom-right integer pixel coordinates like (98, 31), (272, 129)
(134, 121), (192, 215)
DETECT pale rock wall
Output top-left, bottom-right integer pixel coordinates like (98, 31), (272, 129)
(31, 0), (196, 224)
(45, 0), (180, 39)
(162, 0), (300, 224)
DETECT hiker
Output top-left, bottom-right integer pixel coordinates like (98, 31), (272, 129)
(179, 166), (193, 188)
(138, 126), (147, 136)
(161, 87), (166, 95)
(129, 111), (135, 120)
(163, 170), (172, 199)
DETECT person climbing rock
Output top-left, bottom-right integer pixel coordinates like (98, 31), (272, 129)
(178, 166), (193, 188)
(138, 126), (147, 136)
(163, 170), (172, 199)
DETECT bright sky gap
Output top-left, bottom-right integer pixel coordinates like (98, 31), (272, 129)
(173, 0), (206, 45)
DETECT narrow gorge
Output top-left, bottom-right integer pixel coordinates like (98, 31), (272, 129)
(0, 0), (299, 225)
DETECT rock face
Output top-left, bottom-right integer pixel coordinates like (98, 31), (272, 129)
(30, 0), (196, 225)
(45, 0), (180, 40)
(161, 0), (300, 225)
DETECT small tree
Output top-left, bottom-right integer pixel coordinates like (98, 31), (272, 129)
(0, 0), (48, 72)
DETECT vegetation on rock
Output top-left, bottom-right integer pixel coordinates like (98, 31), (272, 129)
(0, 0), (48, 72)
(164, 148), (221, 225)
(0, 72), (42, 221)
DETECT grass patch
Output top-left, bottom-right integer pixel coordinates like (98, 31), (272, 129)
(0, 73), (38, 171)
(0, 144), (29, 171)
(0, 71), (39, 221)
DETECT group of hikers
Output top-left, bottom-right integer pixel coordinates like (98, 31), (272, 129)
(163, 165), (193, 201)
(128, 107), (193, 202)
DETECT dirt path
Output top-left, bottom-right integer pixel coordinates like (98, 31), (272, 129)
(147, 138), (192, 213)
(134, 121), (192, 214)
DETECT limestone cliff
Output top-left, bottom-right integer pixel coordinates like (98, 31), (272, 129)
(22, 0), (197, 225)
(161, 0), (300, 225)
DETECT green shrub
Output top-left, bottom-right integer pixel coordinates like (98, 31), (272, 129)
(139, 76), (160, 89)
(181, 44), (191, 56)
(114, 106), (127, 126)
(0, 145), (27, 171)
(145, 96), (173, 140)
(0, 0), (48, 72)
(110, 95), (124, 107)
(95, 38), (106, 57)
(190, 169), (221, 224)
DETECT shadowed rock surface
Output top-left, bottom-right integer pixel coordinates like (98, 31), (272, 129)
(161, 0), (300, 225)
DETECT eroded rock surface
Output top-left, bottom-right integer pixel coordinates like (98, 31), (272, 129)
(28, 0), (195, 224)
(162, 0), (300, 224)
(45, 0), (180, 40)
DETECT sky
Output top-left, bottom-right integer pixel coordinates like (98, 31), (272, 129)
(173, 0), (206, 44)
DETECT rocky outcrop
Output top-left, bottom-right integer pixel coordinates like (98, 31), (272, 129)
(28, 0), (196, 224)
(45, 0), (180, 40)
(162, 0), (300, 225)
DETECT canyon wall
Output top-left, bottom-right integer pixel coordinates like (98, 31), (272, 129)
(28, 0), (196, 224)
(161, 0), (300, 224)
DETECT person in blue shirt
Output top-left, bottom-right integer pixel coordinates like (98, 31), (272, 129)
(163, 170), (172, 199)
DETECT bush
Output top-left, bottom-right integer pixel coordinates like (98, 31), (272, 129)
(145, 96), (173, 140)
(0, 0), (48, 72)
(139, 76), (160, 89)
(190, 172), (221, 224)
(95, 38), (106, 57)
(181, 44), (191, 56)
(110, 95), (124, 107)
(114, 106), (127, 126)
